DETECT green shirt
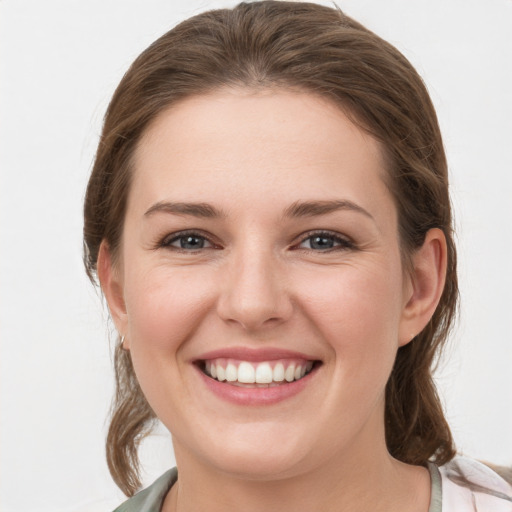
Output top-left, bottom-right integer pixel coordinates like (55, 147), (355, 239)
(113, 468), (177, 512)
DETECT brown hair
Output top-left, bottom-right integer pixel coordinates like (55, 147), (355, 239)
(84, 0), (458, 496)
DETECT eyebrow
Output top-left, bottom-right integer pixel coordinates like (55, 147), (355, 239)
(283, 200), (374, 219)
(144, 201), (225, 218)
(143, 199), (373, 221)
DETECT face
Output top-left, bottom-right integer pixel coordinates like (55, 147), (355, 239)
(104, 89), (421, 480)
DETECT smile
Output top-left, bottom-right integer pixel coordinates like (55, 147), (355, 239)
(194, 348), (321, 405)
(202, 358), (315, 387)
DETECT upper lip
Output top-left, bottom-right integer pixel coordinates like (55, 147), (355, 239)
(194, 346), (320, 363)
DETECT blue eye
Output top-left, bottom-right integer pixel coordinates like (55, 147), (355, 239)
(299, 233), (352, 251)
(163, 233), (213, 251)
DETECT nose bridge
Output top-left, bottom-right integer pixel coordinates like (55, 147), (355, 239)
(217, 238), (292, 330)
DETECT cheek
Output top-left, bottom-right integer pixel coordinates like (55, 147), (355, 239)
(121, 266), (217, 419)
(296, 260), (404, 366)
(124, 265), (215, 353)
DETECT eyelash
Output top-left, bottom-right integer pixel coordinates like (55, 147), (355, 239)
(158, 230), (217, 252)
(157, 230), (355, 253)
(294, 231), (355, 252)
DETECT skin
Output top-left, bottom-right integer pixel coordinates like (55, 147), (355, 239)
(99, 89), (447, 511)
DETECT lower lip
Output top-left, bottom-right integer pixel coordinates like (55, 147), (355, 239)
(195, 365), (318, 406)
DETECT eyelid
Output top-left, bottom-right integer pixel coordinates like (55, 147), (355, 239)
(154, 229), (353, 252)
(158, 229), (220, 250)
(292, 230), (355, 251)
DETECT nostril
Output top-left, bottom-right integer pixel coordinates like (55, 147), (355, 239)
(216, 266), (293, 330)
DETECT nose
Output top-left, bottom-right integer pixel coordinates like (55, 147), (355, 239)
(216, 245), (293, 332)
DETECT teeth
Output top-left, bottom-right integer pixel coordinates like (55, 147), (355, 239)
(285, 364), (295, 382)
(226, 363), (237, 382)
(255, 362), (273, 383)
(238, 362), (255, 383)
(216, 365), (226, 382)
(205, 359), (315, 385)
(273, 363), (285, 382)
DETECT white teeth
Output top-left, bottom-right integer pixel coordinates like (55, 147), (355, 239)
(238, 362), (255, 383)
(273, 363), (285, 382)
(284, 364), (296, 382)
(255, 362), (273, 383)
(205, 360), (315, 384)
(216, 365), (226, 382)
(226, 363), (237, 382)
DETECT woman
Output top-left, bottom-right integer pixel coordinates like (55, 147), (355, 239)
(83, 1), (512, 511)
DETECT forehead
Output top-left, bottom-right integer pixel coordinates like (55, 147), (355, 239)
(130, 88), (393, 220)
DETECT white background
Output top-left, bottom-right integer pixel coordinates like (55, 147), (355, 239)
(1, 1), (511, 510)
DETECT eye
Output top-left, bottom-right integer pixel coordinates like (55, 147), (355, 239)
(297, 232), (354, 251)
(161, 231), (214, 251)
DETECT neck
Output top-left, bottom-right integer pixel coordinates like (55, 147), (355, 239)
(162, 425), (431, 512)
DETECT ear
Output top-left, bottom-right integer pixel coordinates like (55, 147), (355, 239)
(97, 241), (130, 349)
(398, 228), (447, 347)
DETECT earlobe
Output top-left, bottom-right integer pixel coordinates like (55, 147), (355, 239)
(399, 228), (447, 346)
(97, 241), (129, 347)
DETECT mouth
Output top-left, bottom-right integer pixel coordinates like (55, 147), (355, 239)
(196, 358), (320, 388)
(193, 347), (322, 405)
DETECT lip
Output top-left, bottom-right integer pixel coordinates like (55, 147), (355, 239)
(195, 364), (319, 405)
(193, 346), (321, 406)
(194, 346), (319, 363)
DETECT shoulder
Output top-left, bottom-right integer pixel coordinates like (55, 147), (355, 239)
(112, 468), (177, 512)
(439, 456), (512, 512)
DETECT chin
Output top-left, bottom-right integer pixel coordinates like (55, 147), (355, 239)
(176, 422), (315, 481)
(207, 448), (309, 481)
